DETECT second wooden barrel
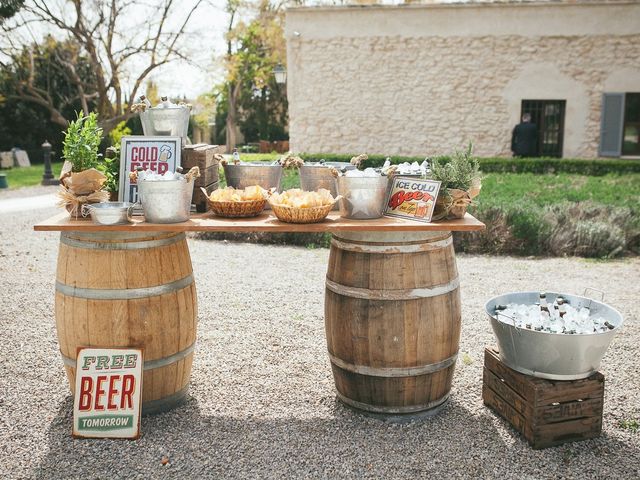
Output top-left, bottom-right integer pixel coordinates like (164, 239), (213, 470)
(325, 231), (461, 415)
(55, 231), (198, 415)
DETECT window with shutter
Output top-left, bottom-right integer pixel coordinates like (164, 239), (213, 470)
(599, 93), (625, 157)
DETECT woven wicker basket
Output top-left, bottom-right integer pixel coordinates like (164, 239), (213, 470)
(208, 199), (266, 218)
(270, 202), (334, 224)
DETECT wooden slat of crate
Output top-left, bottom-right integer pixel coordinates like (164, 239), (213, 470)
(483, 346), (604, 449)
(182, 144), (223, 187)
(192, 181), (218, 213)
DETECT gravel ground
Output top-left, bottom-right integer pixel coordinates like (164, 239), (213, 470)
(1, 187), (638, 479)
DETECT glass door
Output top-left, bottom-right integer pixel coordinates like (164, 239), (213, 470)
(521, 100), (566, 157)
(622, 93), (640, 156)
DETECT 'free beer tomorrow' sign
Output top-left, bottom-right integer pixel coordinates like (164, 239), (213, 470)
(73, 348), (143, 439)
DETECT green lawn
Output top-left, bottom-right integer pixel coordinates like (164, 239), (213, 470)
(1, 162), (63, 189)
(479, 173), (640, 211)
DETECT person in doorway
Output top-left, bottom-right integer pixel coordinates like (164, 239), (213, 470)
(511, 113), (538, 157)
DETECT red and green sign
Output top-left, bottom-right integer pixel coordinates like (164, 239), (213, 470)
(73, 348), (143, 439)
(385, 177), (441, 223)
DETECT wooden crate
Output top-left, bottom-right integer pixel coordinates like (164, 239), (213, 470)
(182, 144), (222, 213)
(181, 144), (223, 187)
(482, 346), (604, 449)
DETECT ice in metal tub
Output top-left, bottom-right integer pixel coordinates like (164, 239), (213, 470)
(138, 179), (194, 223)
(485, 291), (623, 380)
(337, 176), (388, 220)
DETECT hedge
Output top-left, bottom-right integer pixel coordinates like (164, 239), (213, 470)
(299, 153), (640, 176)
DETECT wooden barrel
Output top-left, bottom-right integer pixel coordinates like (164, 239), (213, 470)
(325, 231), (461, 415)
(55, 231), (197, 415)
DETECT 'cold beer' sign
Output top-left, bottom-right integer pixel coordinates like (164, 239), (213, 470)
(118, 136), (181, 204)
(384, 177), (441, 223)
(73, 348), (143, 439)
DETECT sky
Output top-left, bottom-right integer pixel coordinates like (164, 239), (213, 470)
(3, 0), (236, 100)
(142, 1), (230, 99)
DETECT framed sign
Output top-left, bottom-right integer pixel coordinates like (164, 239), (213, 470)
(384, 177), (441, 223)
(73, 347), (143, 439)
(118, 136), (181, 204)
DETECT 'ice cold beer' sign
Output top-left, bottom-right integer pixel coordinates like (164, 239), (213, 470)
(384, 177), (441, 223)
(118, 136), (181, 204)
(73, 348), (143, 439)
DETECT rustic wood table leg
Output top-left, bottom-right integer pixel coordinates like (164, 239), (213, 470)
(55, 230), (198, 415)
(324, 230), (461, 417)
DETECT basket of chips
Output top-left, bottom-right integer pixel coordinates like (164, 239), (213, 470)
(203, 186), (269, 218)
(268, 189), (340, 224)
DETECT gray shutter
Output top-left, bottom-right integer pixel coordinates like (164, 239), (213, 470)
(599, 93), (625, 157)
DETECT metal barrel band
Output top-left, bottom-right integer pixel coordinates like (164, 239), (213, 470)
(325, 276), (459, 301)
(60, 343), (195, 371)
(328, 352), (458, 377)
(56, 274), (194, 300)
(142, 385), (189, 416)
(330, 235), (452, 254)
(336, 391), (450, 414)
(61, 232), (186, 250)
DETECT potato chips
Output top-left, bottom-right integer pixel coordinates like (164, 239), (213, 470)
(269, 188), (337, 209)
(208, 186), (268, 202)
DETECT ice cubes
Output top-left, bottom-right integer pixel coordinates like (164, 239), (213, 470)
(495, 301), (612, 335)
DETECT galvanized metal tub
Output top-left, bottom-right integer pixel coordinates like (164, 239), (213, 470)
(223, 164), (283, 191)
(140, 107), (190, 138)
(138, 179), (194, 223)
(299, 163), (352, 210)
(337, 176), (388, 220)
(485, 291), (623, 380)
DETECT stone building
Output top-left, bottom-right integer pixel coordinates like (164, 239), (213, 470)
(285, 1), (640, 158)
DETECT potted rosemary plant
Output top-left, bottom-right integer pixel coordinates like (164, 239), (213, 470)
(429, 144), (482, 220)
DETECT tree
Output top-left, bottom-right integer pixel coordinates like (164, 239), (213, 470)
(221, 0), (288, 150)
(0, 36), (97, 153)
(0, 0), (25, 20)
(0, 0), (205, 134)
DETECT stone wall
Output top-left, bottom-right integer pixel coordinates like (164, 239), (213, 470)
(285, 2), (640, 158)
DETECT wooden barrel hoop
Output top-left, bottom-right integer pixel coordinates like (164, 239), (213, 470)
(325, 230), (461, 415)
(55, 231), (198, 415)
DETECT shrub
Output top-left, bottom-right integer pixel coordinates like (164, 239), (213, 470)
(299, 153), (640, 176)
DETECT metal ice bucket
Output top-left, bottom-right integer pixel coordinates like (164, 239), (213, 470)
(337, 176), (388, 220)
(223, 164), (283, 191)
(485, 291), (623, 380)
(138, 179), (194, 223)
(300, 163), (353, 210)
(140, 107), (190, 138)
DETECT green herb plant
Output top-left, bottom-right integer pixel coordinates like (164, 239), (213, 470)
(101, 146), (120, 194)
(62, 112), (103, 172)
(430, 143), (481, 191)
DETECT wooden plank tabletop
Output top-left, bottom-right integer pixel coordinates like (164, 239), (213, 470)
(34, 211), (485, 233)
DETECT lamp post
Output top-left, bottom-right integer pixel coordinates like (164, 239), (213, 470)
(273, 63), (287, 85)
(41, 140), (59, 186)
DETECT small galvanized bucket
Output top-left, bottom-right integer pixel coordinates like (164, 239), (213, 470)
(138, 179), (194, 223)
(337, 176), (388, 220)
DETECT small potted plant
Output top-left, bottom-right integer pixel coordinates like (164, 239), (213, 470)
(430, 144), (482, 220)
(58, 112), (109, 218)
